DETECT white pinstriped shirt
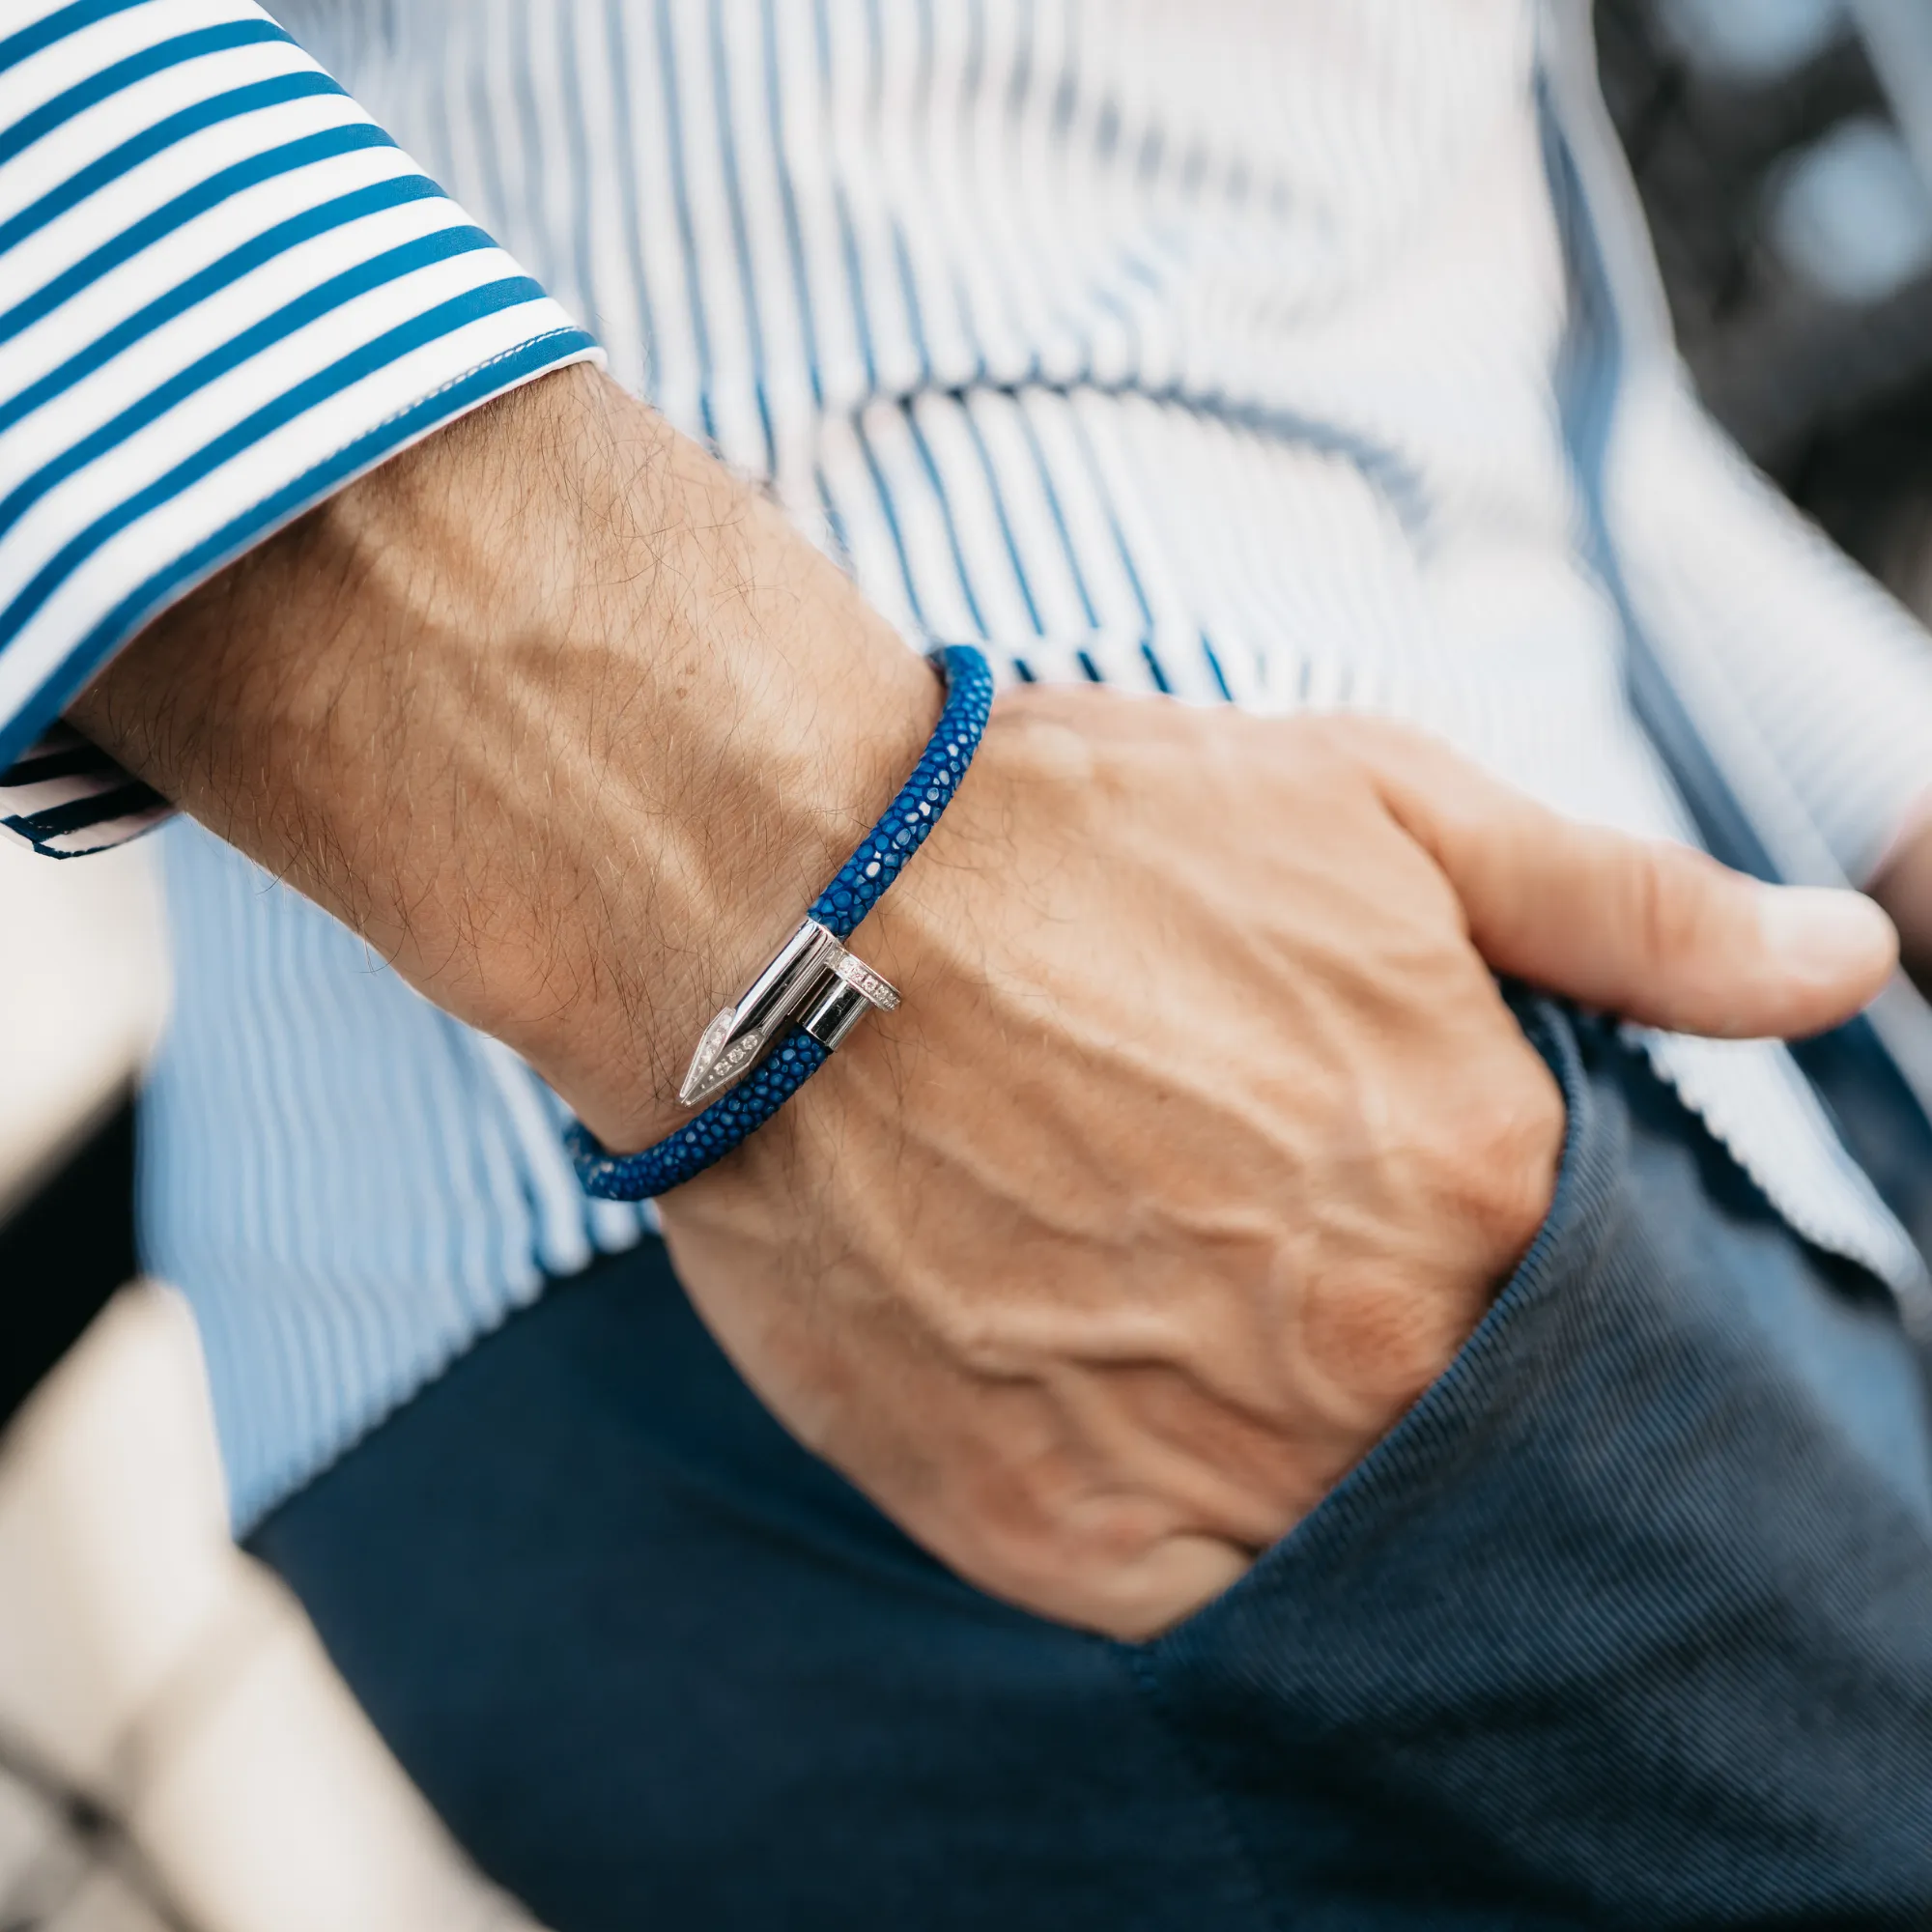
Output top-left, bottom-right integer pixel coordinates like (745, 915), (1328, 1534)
(7, 0), (1932, 1525)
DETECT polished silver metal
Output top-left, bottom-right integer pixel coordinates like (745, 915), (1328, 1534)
(678, 918), (901, 1109)
(800, 976), (872, 1050)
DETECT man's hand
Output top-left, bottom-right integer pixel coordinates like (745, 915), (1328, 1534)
(74, 366), (1898, 1639)
(662, 692), (1896, 1637)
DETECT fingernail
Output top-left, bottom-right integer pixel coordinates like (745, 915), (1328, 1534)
(1756, 887), (1897, 983)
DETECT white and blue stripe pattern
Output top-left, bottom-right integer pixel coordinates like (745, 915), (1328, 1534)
(0, 0), (600, 849)
(21, 0), (1932, 1523)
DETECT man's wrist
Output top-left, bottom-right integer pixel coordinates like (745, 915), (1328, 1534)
(71, 364), (940, 1149)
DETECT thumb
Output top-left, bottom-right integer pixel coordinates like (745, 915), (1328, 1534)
(1351, 724), (1897, 1039)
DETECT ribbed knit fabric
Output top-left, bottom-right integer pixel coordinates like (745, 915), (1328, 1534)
(12, 0), (1929, 1524)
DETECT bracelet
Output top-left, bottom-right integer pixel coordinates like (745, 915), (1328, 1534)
(568, 643), (996, 1199)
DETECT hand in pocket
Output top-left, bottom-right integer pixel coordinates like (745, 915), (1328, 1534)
(662, 695), (1897, 1637)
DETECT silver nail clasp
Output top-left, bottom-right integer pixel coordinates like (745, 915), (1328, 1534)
(678, 918), (900, 1110)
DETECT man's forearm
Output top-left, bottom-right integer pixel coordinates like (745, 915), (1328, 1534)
(71, 364), (937, 1151)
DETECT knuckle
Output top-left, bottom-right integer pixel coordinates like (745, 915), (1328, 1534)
(963, 1488), (1165, 1628)
(1450, 1067), (1565, 1261)
(1300, 1053), (1565, 1407)
(1290, 710), (1377, 771)
(1293, 710), (1430, 777)
(1306, 1275), (1465, 1408)
(1285, 714), (1385, 800)
(915, 1283), (1012, 1377)
(1626, 843), (1715, 968)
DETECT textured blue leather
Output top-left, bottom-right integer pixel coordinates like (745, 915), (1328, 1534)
(568, 644), (995, 1199)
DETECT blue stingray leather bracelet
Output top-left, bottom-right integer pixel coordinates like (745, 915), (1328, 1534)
(568, 642), (996, 1199)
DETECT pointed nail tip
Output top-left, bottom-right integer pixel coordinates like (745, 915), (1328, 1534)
(679, 1007), (742, 1107)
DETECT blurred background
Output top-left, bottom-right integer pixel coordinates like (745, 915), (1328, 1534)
(7, 2), (1932, 1923)
(1601, 0), (1932, 620)
(0, 847), (538, 1927)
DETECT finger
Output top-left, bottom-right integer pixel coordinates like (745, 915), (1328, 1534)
(1347, 724), (1898, 1039)
(1066, 1532), (1254, 1642)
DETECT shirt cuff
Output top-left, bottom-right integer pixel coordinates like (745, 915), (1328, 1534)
(0, 721), (166, 856)
(0, 0), (604, 819)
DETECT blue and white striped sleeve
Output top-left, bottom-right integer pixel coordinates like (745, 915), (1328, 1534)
(0, 0), (602, 857)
